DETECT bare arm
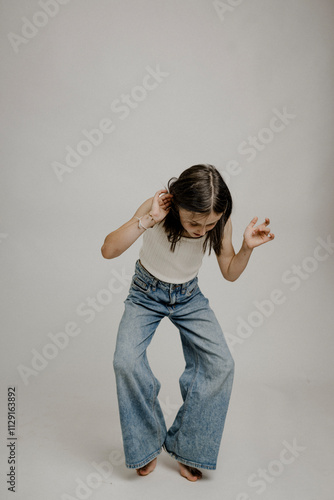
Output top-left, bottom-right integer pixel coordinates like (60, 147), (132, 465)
(101, 189), (173, 259)
(216, 217), (245, 282)
(216, 216), (275, 281)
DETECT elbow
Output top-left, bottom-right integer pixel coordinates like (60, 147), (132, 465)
(221, 268), (239, 282)
(222, 260), (239, 282)
(101, 243), (122, 259)
(101, 246), (109, 259)
(222, 272), (238, 282)
(101, 244), (114, 259)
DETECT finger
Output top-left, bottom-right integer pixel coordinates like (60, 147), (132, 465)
(159, 194), (173, 202)
(160, 197), (172, 206)
(255, 223), (271, 233)
(249, 216), (258, 228)
(251, 218), (270, 232)
(157, 189), (168, 198)
(252, 227), (271, 237)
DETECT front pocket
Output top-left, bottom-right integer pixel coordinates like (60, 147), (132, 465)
(132, 275), (149, 292)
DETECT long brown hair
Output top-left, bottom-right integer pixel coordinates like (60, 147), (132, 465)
(161, 164), (232, 256)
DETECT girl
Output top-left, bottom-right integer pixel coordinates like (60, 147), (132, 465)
(101, 164), (274, 482)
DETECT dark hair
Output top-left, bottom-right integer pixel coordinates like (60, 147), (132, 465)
(160, 164), (232, 256)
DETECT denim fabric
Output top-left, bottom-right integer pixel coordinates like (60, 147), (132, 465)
(113, 259), (235, 470)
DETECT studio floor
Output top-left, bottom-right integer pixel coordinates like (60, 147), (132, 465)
(1, 370), (333, 500)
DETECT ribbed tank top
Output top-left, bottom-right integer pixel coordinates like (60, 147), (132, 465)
(138, 221), (207, 284)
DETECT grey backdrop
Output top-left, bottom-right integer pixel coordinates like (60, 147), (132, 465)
(1, 1), (333, 499)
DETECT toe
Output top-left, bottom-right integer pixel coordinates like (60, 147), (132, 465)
(179, 463), (202, 481)
(190, 467), (202, 479)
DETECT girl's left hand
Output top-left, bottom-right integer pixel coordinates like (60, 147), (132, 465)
(243, 217), (275, 249)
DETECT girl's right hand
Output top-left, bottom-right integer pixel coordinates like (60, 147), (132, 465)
(150, 189), (173, 223)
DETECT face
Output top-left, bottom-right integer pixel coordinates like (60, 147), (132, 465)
(178, 208), (223, 238)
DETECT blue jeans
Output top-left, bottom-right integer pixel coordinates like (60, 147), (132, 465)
(113, 259), (234, 470)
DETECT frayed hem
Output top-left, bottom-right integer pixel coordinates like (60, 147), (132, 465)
(125, 447), (163, 469)
(162, 444), (216, 470)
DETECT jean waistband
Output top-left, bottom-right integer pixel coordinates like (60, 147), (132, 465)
(135, 259), (198, 291)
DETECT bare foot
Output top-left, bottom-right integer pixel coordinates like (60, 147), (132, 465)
(136, 457), (157, 476)
(178, 462), (203, 481)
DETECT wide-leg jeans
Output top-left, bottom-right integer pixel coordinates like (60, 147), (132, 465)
(113, 259), (235, 470)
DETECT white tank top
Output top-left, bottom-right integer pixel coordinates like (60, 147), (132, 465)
(139, 221), (207, 284)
